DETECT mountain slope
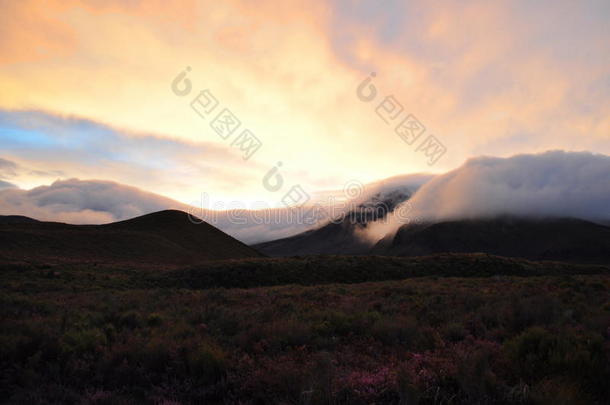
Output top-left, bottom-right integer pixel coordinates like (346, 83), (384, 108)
(256, 214), (610, 264)
(0, 215), (40, 224)
(254, 220), (371, 256)
(373, 217), (610, 264)
(0, 210), (263, 266)
(254, 187), (412, 256)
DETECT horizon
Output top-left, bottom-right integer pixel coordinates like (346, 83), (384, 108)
(2, 149), (609, 245)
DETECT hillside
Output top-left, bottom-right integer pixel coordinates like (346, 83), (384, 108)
(257, 216), (610, 264)
(0, 215), (40, 224)
(374, 217), (610, 264)
(0, 210), (263, 266)
(254, 220), (371, 256)
(254, 187), (411, 256)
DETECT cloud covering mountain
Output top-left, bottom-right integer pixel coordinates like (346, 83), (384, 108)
(0, 178), (186, 225)
(1, 0), (609, 197)
(362, 151), (610, 243)
(3, 151), (610, 245)
(409, 151), (610, 221)
(0, 173), (436, 244)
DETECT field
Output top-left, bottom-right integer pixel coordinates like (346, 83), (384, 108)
(1, 255), (609, 404)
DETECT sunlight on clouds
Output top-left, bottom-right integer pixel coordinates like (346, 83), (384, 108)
(0, 0), (608, 202)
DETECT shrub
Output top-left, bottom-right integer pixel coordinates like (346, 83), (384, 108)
(264, 319), (313, 350)
(186, 343), (227, 385)
(146, 313), (164, 327)
(454, 340), (499, 402)
(61, 328), (106, 356)
(504, 326), (607, 390)
(530, 378), (588, 405)
(140, 339), (172, 373)
(443, 322), (467, 343)
(370, 315), (418, 346)
(118, 311), (142, 330)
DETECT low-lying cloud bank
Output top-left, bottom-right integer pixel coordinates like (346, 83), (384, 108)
(0, 179), (304, 242)
(410, 151), (610, 221)
(0, 180), (16, 190)
(0, 178), (186, 224)
(362, 151), (610, 243)
(0, 174), (434, 244)
(3, 151), (609, 245)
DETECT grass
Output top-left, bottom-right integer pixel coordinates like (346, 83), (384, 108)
(0, 254), (609, 404)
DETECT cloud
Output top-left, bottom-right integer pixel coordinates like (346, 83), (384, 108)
(7, 152), (610, 247)
(410, 151), (610, 221)
(361, 151), (610, 243)
(352, 173), (434, 204)
(0, 155), (65, 182)
(0, 178), (330, 243)
(0, 178), (187, 224)
(0, 109), (260, 201)
(230, 173), (437, 244)
(0, 0), (608, 215)
(0, 157), (17, 178)
(0, 173), (436, 244)
(1, 0), (607, 204)
(0, 180), (16, 190)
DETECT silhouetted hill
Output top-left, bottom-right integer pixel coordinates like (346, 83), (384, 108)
(255, 188), (411, 256)
(256, 216), (610, 264)
(373, 217), (610, 264)
(0, 210), (262, 265)
(254, 220), (371, 256)
(0, 215), (40, 224)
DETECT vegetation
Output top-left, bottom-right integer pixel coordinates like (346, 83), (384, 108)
(1, 255), (609, 404)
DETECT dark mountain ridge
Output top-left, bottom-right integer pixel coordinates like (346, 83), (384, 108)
(254, 187), (412, 256)
(0, 210), (263, 266)
(0, 215), (40, 224)
(257, 215), (610, 264)
(373, 216), (610, 264)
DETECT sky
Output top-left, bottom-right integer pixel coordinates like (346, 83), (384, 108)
(0, 0), (609, 209)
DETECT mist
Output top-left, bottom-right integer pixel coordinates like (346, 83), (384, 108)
(361, 151), (610, 244)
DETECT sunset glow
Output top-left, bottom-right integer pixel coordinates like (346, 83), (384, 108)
(1, 0), (609, 206)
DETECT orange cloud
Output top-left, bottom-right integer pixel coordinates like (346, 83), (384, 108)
(0, 0), (608, 203)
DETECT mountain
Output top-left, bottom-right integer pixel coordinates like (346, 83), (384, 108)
(254, 187), (412, 256)
(372, 217), (610, 264)
(0, 210), (263, 266)
(256, 213), (610, 264)
(0, 215), (40, 224)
